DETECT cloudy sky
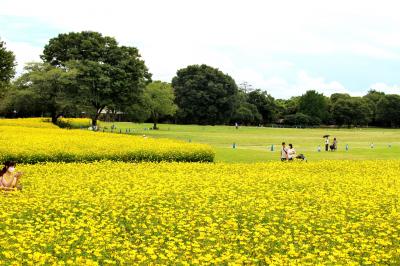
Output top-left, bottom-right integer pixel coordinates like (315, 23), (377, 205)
(1, 0), (400, 98)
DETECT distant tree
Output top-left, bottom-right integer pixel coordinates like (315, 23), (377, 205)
(376, 94), (400, 127)
(284, 113), (320, 126)
(298, 90), (329, 123)
(0, 39), (16, 94)
(12, 62), (77, 123)
(125, 103), (150, 123)
(363, 90), (386, 126)
(276, 96), (300, 117)
(232, 104), (261, 125)
(230, 90), (260, 125)
(143, 81), (178, 129)
(247, 89), (277, 123)
(172, 64), (239, 125)
(332, 97), (372, 126)
(0, 85), (43, 117)
(331, 99), (352, 126)
(42, 31), (151, 127)
(330, 93), (351, 104)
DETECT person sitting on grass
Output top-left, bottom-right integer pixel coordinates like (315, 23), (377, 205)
(288, 144), (307, 162)
(288, 144), (296, 161)
(0, 161), (23, 190)
(281, 142), (288, 161)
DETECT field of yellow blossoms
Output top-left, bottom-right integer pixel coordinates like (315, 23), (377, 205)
(1, 160), (399, 265)
(0, 119), (214, 163)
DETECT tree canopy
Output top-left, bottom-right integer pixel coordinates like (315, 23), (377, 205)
(0, 39), (16, 92)
(332, 97), (372, 126)
(172, 64), (239, 125)
(298, 90), (329, 123)
(247, 89), (277, 123)
(42, 31), (151, 126)
(376, 94), (400, 127)
(139, 81), (178, 129)
(13, 62), (77, 123)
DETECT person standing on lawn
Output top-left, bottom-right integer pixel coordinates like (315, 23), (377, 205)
(325, 136), (329, 151)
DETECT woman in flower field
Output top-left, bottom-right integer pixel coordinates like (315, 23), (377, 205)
(0, 161), (23, 190)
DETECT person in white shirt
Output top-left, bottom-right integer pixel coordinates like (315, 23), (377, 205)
(325, 137), (329, 151)
(281, 142), (288, 161)
(288, 144), (296, 160)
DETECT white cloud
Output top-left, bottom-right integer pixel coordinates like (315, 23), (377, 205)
(296, 71), (347, 95)
(228, 68), (348, 99)
(369, 83), (400, 95)
(259, 71), (347, 99)
(3, 39), (42, 74)
(348, 43), (400, 60)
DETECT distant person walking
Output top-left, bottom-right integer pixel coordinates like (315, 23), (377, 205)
(325, 136), (329, 151)
(281, 142), (288, 161)
(235, 122), (239, 130)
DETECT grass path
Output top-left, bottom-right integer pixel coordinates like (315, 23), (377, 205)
(99, 122), (400, 162)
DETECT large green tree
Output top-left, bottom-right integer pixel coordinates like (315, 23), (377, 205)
(275, 96), (300, 117)
(247, 89), (277, 123)
(172, 64), (239, 125)
(330, 93), (351, 104)
(41, 31), (151, 127)
(13, 62), (77, 123)
(298, 90), (329, 123)
(332, 97), (372, 126)
(0, 85), (42, 118)
(0, 39), (16, 93)
(231, 90), (261, 125)
(142, 81), (178, 130)
(363, 90), (386, 126)
(376, 94), (400, 127)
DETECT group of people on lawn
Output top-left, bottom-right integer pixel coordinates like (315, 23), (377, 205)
(325, 136), (338, 151)
(280, 142), (306, 161)
(281, 136), (338, 161)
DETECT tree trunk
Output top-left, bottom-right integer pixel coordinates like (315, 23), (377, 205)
(51, 113), (57, 124)
(152, 115), (159, 130)
(92, 113), (100, 129)
(92, 107), (105, 129)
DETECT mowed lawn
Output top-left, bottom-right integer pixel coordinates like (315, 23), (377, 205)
(99, 122), (400, 162)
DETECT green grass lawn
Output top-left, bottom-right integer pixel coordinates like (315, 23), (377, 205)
(99, 122), (400, 162)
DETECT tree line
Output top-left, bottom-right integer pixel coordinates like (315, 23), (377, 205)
(0, 31), (399, 128)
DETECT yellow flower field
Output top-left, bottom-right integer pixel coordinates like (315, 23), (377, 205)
(1, 160), (399, 265)
(0, 118), (56, 128)
(0, 119), (214, 162)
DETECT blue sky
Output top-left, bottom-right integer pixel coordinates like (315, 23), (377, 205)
(1, 0), (399, 98)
